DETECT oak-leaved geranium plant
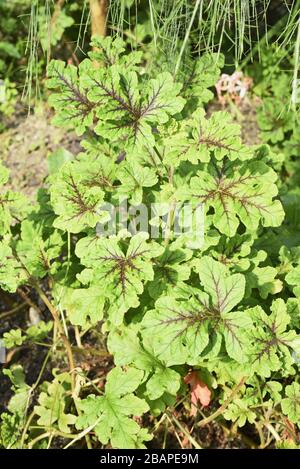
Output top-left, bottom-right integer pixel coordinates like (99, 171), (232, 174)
(1, 37), (300, 449)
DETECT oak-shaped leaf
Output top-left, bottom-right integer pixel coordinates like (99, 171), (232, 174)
(281, 383), (300, 425)
(76, 233), (164, 320)
(142, 257), (249, 366)
(47, 59), (95, 135)
(181, 53), (224, 105)
(247, 299), (300, 377)
(165, 109), (252, 166)
(50, 160), (109, 233)
(223, 399), (256, 427)
(177, 159), (284, 236)
(88, 66), (185, 149)
(0, 162), (30, 236)
(3, 365), (31, 417)
(34, 372), (76, 434)
(89, 36), (143, 70)
(208, 233), (255, 272)
(76, 367), (151, 449)
(147, 244), (193, 299)
(285, 266), (300, 297)
(0, 239), (27, 292)
(16, 220), (64, 278)
(117, 159), (158, 205)
(108, 325), (181, 401)
(61, 286), (106, 327)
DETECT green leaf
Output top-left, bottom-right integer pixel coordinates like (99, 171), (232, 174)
(147, 244), (192, 299)
(50, 160), (109, 233)
(0, 167), (30, 234)
(76, 367), (150, 449)
(3, 329), (24, 348)
(145, 368), (181, 401)
(34, 371), (76, 434)
(3, 365), (31, 416)
(263, 381), (282, 404)
(3, 365), (27, 388)
(281, 383), (300, 425)
(142, 257), (250, 365)
(47, 60), (95, 135)
(246, 266), (283, 299)
(224, 399), (256, 427)
(287, 298), (300, 329)
(194, 256), (245, 314)
(166, 109), (252, 165)
(208, 233), (254, 271)
(0, 413), (21, 448)
(177, 159), (284, 236)
(0, 240), (27, 292)
(47, 148), (74, 175)
(87, 65), (185, 149)
(286, 266), (300, 297)
(26, 321), (53, 342)
(105, 366), (144, 396)
(257, 97), (293, 144)
(89, 36), (142, 70)
(108, 325), (181, 400)
(117, 159), (158, 204)
(76, 233), (163, 321)
(0, 41), (20, 59)
(181, 53), (224, 105)
(247, 299), (300, 377)
(16, 220), (64, 278)
(61, 287), (105, 327)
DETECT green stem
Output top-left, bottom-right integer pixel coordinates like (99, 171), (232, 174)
(20, 411), (35, 449)
(169, 414), (202, 449)
(164, 166), (175, 245)
(34, 282), (75, 390)
(174, 0), (202, 77)
(291, 15), (300, 109)
(198, 376), (246, 427)
(63, 416), (102, 449)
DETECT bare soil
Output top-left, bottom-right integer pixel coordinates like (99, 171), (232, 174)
(0, 104), (81, 197)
